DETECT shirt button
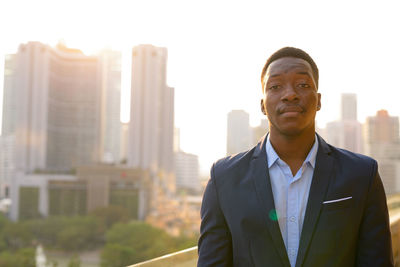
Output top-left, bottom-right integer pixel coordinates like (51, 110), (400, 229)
(290, 216), (296, 222)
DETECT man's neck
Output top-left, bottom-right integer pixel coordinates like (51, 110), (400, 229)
(269, 128), (316, 175)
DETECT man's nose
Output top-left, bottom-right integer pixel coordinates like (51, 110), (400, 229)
(281, 84), (299, 102)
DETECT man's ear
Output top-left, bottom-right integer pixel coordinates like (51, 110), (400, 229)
(317, 93), (321, 111)
(260, 99), (266, 115)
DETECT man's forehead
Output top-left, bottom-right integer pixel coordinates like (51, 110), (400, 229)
(266, 57), (313, 77)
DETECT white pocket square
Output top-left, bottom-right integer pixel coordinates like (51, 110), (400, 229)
(323, 196), (352, 204)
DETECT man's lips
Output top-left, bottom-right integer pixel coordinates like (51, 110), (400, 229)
(278, 106), (304, 114)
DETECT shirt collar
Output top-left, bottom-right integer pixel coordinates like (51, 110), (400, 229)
(266, 134), (319, 169)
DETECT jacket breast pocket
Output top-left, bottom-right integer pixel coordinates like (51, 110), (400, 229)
(322, 197), (353, 211)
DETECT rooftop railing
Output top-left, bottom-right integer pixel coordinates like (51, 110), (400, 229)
(129, 194), (400, 267)
(128, 247), (198, 267)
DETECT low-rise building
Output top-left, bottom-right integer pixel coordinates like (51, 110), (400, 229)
(9, 165), (152, 221)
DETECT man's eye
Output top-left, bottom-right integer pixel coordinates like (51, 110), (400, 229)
(298, 83), (310, 88)
(269, 85), (280, 90)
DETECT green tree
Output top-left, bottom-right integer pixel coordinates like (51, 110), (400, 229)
(0, 214), (10, 251)
(2, 221), (33, 250)
(89, 205), (129, 230)
(0, 248), (35, 267)
(67, 255), (81, 267)
(0, 214), (8, 230)
(101, 244), (137, 267)
(26, 216), (65, 247)
(56, 216), (102, 251)
(101, 221), (179, 265)
(26, 216), (104, 251)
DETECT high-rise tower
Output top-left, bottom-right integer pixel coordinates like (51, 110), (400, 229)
(99, 49), (122, 164)
(326, 93), (363, 153)
(341, 93), (357, 121)
(365, 110), (399, 146)
(364, 110), (400, 194)
(3, 42), (102, 172)
(1, 54), (17, 136)
(128, 45), (174, 173)
(0, 135), (15, 198)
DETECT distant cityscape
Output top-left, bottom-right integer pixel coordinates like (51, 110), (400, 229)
(0, 42), (201, 237)
(0, 42), (399, 239)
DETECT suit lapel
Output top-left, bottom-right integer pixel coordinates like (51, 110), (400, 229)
(295, 135), (335, 267)
(251, 135), (291, 267)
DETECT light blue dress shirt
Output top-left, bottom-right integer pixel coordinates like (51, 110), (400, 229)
(266, 135), (318, 267)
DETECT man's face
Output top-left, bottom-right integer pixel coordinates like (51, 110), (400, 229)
(261, 57), (321, 136)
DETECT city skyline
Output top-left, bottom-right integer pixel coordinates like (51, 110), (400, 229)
(1, 0), (400, 173)
(2, 41), (400, 175)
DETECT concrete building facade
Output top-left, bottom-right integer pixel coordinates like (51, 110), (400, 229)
(174, 151), (200, 192)
(9, 172), (77, 221)
(326, 120), (363, 153)
(1, 54), (17, 136)
(9, 165), (151, 221)
(326, 93), (363, 153)
(364, 110), (400, 194)
(365, 109), (399, 148)
(128, 45), (174, 173)
(99, 49), (122, 164)
(3, 42), (102, 173)
(341, 93), (358, 121)
(120, 122), (129, 163)
(0, 135), (15, 198)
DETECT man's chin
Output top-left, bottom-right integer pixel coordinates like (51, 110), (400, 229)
(280, 128), (304, 137)
(275, 124), (314, 137)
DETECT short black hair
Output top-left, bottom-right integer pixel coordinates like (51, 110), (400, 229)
(261, 47), (319, 91)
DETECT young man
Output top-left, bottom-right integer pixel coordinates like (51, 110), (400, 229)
(198, 47), (393, 267)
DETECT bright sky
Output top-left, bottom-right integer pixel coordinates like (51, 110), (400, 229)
(1, 0), (400, 174)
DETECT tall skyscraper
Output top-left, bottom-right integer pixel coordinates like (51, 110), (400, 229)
(341, 93), (357, 121)
(99, 49), (122, 163)
(1, 54), (17, 136)
(128, 45), (174, 173)
(227, 110), (251, 155)
(3, 42), (102, 173)
(365, 110), (399, 146)
(326, 93), (363, 153)
(364, 110), (400, 194)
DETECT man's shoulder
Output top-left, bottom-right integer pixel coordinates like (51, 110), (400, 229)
(326, 141), (377, 171)
(329, 144), (375, 163)
(214, 148), (255, 171)
(211, 145), (258, 180)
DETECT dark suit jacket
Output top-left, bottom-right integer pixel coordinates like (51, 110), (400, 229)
(198, 134), (393, 267)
